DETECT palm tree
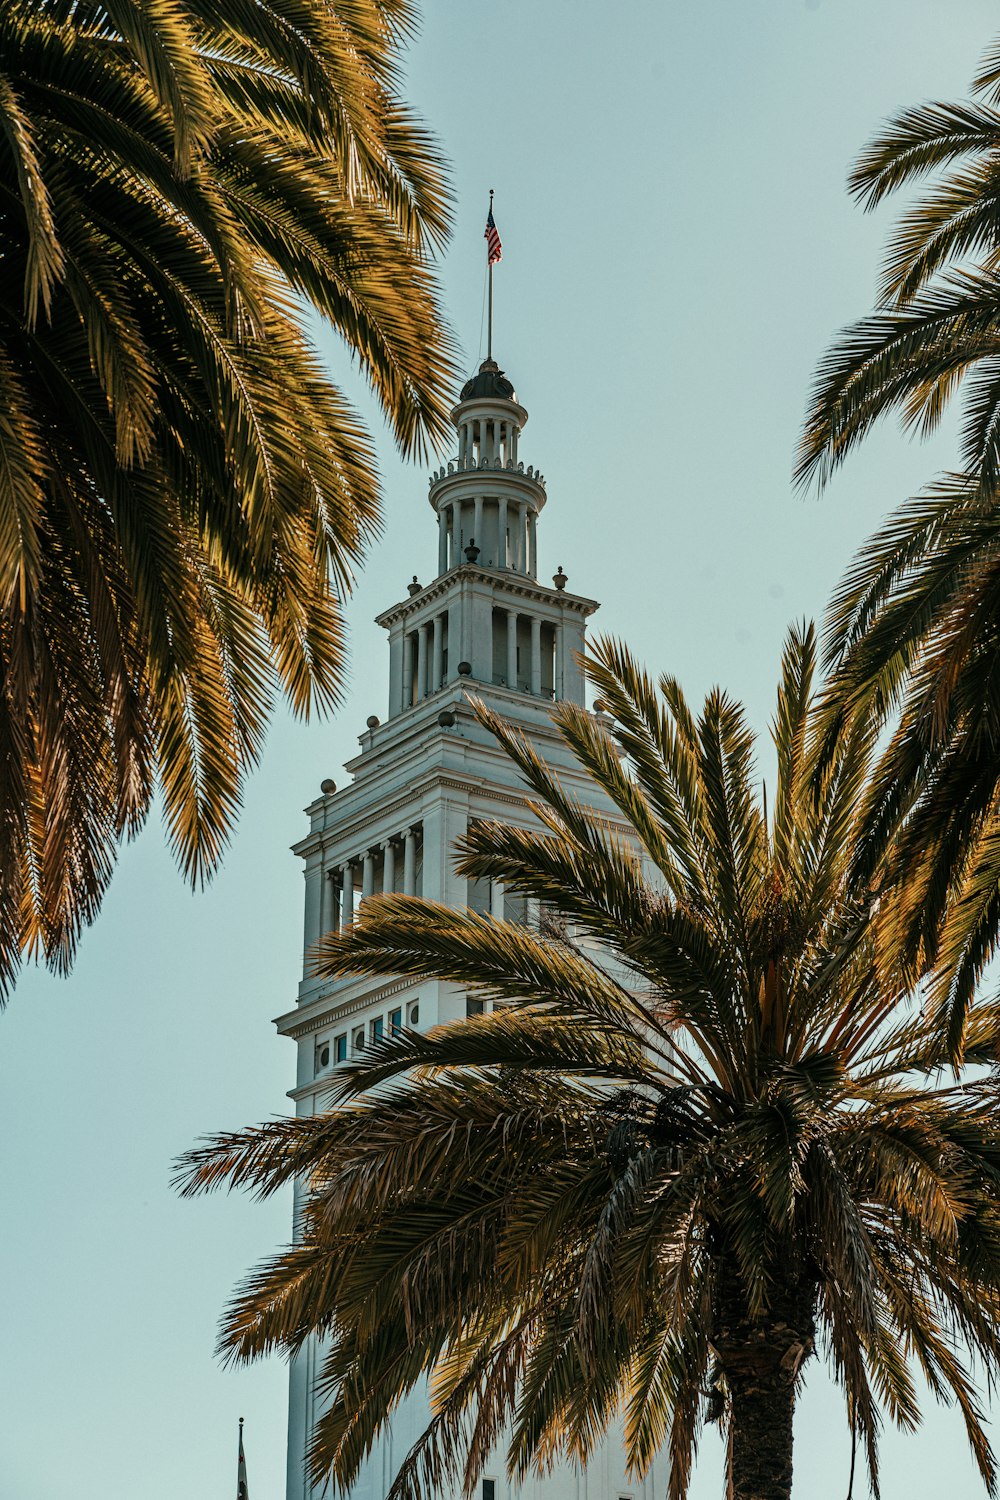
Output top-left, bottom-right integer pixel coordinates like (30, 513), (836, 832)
(0, 0), (455, 992)
(794, 37), (1000, 1045)
(180, 628), (1000, 1500)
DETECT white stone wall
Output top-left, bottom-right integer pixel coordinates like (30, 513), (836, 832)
(279, 363), (667, 1500)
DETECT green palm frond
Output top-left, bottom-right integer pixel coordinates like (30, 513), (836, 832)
(877, 163), (1000, 307)
(848, 101), (1000, 211)
(797, 271), (1000, 491)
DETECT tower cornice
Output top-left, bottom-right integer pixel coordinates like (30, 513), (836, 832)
(427, 462), (546, 512)
(294, 710), (588, 860)
(450, 392), (527, 427)
(375, 563), (597, 630)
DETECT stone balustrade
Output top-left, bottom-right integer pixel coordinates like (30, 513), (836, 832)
(428, 455), (546, 489)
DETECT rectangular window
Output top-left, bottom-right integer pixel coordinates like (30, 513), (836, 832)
(504, 891), (528, 925)
(467, 873), (492, 915)
(389, 1007), (403, 1035)
(491, 607), (507, 685)
(482, 1482), (496, 1500)
(370, 1016), (384, 1045)
(352, 1026), (365, 1054)
(334, 1033), (347, 1063)
(466, 996), (485, 1018)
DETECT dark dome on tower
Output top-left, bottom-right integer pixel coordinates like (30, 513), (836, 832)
(459, 358), (516, 403)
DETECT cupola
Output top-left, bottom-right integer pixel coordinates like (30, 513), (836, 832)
(427, 357), (546, 576)
(378, 346), (596, 721)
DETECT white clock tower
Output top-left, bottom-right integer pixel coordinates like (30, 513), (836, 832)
(276, 352), (664, 1500)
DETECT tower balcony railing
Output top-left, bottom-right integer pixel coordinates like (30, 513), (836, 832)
(428, 454), (546, 499)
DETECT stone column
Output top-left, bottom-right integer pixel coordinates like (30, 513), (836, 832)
(530, 616), (542, 695)
(490, 877), (505, 919)
(431, 614), (443, 692)
(382, 839), (396, 893)
(403, 827), (418, 895)
(451, 499), (462, 563)
(362, 850), (374, 901)
(416, 623), (428, 699)
(402, 631), (413, 709)
(449, 598), (464, 686)
(321, 867), (338, 934)
(506, 609), (518, 690)
(437, 510), (448, 573)
(341, 860), (354, 927)
(302, 864), (323, 958)
(474, 495), (483, 556)
(528, 510), (537, 577)
(498, 497), (508, 567)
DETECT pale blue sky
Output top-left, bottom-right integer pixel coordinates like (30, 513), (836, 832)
(2, 3), (997, 1496)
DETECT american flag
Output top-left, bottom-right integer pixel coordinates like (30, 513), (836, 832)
(485, 207), (502, 265)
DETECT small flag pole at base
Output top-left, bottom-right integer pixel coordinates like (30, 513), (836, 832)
(237, 1416), (249, 1500)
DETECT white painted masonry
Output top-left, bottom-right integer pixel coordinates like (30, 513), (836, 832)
(276, 356), (667, 1500)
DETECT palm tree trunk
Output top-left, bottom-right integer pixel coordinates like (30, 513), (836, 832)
(713, 1256), (815, 1500)
(726, 1358), (796, 1500)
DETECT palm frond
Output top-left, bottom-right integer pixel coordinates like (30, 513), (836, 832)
(0, 0), (456, 987)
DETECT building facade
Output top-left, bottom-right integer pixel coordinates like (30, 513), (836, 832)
(276, 355), (665, 1500)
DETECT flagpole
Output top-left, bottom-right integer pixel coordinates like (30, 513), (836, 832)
(237, 1416), (248, 1500)
(487, 188), (494, 361)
